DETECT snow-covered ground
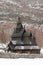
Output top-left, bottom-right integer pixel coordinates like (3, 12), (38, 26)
(0, 58), (43, 65)
(0, 43), (7, 53)
(40, 48), (43, 54)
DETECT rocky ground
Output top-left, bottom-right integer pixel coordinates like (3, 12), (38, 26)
(0, 0), (43, 23)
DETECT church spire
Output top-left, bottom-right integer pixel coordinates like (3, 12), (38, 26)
(16, 16), (23, 33)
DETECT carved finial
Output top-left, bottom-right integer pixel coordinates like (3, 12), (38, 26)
(18, 16), (21, 23)
(18, 16), (20, 20)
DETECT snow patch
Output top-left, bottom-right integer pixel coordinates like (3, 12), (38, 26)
(0, 49), (5, 53)
(0, 43), (7, 49)
(40, 48), (43, 54)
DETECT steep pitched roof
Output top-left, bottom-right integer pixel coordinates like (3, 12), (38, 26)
(11, 16), (32, 38)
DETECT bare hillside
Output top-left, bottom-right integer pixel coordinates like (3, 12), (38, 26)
(0, 0), (43, 23)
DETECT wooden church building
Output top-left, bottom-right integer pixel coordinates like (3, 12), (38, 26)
(7, 17), (40, 54)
